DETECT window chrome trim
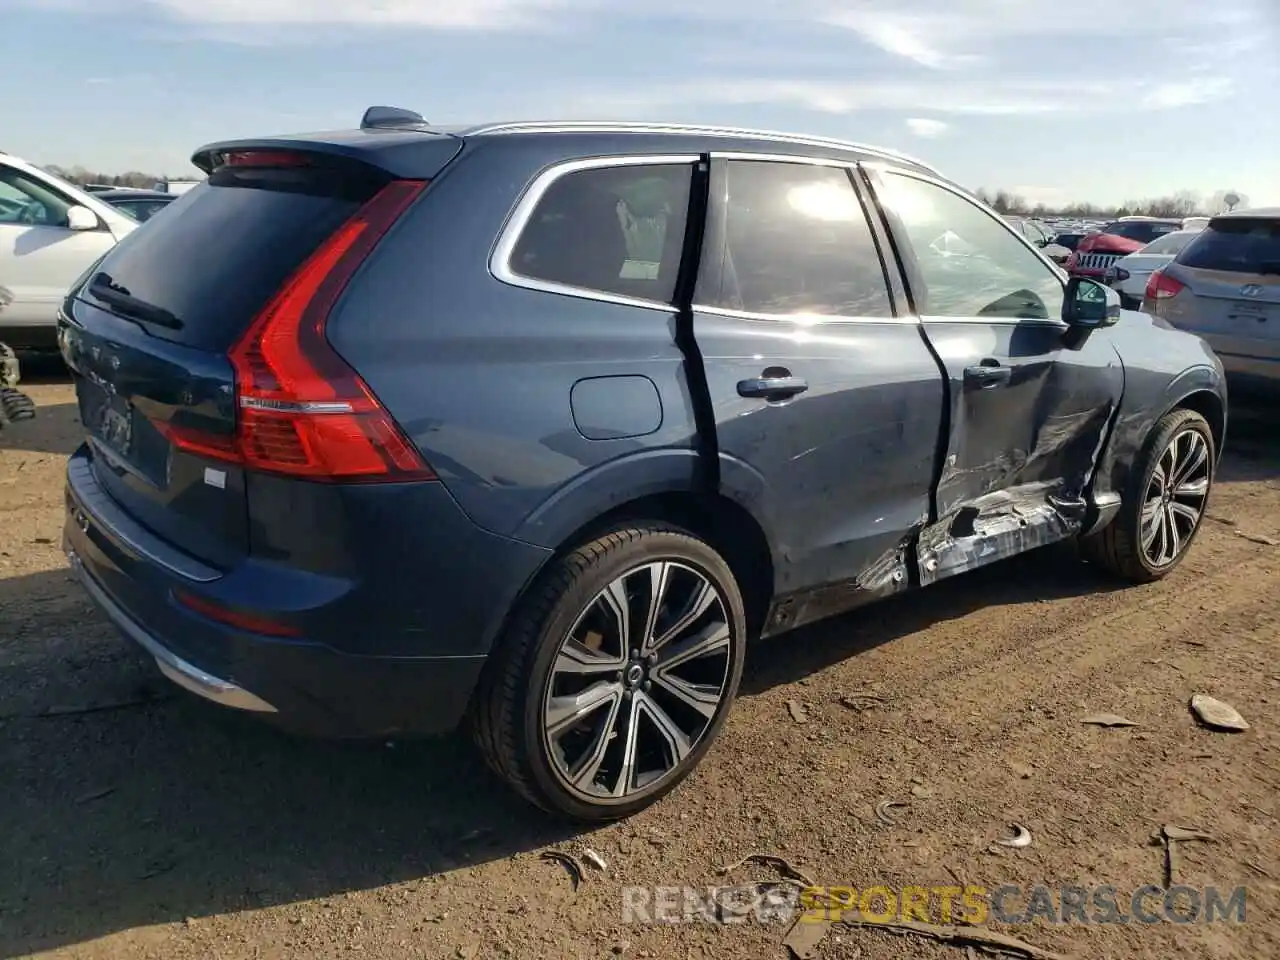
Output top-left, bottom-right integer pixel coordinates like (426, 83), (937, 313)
(692, 303), (916, 326)
(489, 153), (700, 311)
(708, 151), (856, 168)
(468, 121), (942, 176)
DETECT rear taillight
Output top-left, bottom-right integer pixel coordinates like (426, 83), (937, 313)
(166, 179), (436, 483)
(1145, 269), (1185, 301)
(223, 150), (311, 168)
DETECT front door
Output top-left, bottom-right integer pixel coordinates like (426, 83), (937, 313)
(865, 166), (1123, 585)
(691, 156), (946, 633)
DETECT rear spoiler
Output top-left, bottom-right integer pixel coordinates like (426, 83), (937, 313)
(191, 129), (464, 179)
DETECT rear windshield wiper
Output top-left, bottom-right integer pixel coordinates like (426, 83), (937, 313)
(87, 272), (184, 330)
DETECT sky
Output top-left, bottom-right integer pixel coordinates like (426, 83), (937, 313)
(1, 0), (1277, 207)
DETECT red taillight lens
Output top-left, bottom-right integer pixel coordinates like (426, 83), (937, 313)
(223, 150), (311, 168)
(1145, 268), (1185, 301)
(163, 179), (436, 483)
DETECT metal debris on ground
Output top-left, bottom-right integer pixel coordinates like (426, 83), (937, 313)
(716, 852), (816, 887)
(1080, 713), (1139, 728)
(1189, 694), (1249, 732)
(838, 692), (888, 712)
(1151, 824), (1214, 887)
(538, 851), (584, 891)
(993, 823), (1033, 849)
(786, 700), (809, 724)
(825, 917), (1072, 960)
(875, 800), (910, 826)
(580, 847), (607, 872)
(1234, 530), (1280, 546)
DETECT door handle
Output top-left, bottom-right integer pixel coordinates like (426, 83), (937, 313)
(963, 361), (1011, 389)
(737, 375), (809, 401)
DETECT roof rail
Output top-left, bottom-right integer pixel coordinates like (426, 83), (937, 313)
(361, 105), (429, 130)
(466, 120), (942, 175)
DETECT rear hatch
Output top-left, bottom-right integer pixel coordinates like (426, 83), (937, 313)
(1160, 214), (1280, 360)
(60, 135), (462, 568)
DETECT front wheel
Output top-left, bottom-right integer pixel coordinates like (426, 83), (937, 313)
(1081, 408), (1215, 582)
(471, 524), (746, 821)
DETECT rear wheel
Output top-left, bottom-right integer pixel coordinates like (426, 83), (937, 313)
(1081, 408), (1214, 582)
(472, 524), (746, 821)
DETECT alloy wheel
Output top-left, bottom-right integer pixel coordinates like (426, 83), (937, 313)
(1141, 427), (1210, 567)
(540, 561), (733, 801)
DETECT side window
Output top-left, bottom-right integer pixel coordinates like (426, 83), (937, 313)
(0, 168), (73, 227)
(879, 173), (1064, 321)
(508, 162), (692, 303)
(701, 160), (892, 317)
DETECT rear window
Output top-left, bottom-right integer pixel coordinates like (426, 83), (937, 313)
(1176, 217), (1280, 273)
(1140, 231), (1196, 256)
(1102, 221), (1180, 243)
(80, 163), (387, 351)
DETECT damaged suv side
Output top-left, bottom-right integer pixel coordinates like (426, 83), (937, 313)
(62, 117), (1226, 821)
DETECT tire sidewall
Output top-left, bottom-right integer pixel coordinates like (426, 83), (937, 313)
(518, 527), (746, 821)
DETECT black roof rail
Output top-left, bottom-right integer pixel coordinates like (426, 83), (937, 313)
(360, 106), (429, 130)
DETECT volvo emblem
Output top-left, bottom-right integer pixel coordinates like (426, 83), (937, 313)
(1240, 283), (1263, 298)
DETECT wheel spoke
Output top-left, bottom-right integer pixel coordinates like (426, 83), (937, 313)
(1163, 504), (1181, 562)
(647, 579), (718, 655)
(1172, 435), (1207, 488)
(637, 692), (693, 768)
(555, 638), (625, 675)
(650, 670), (722, 719)
(1175, 477), (1209, 499)
(654, 621), (730, 671)
(1170, 501), (1201, 527)
(599, 577), (632, 652)
(546, 681), (622, 737)
(638, 562), (673, 655)
(610, 693), (643, 797)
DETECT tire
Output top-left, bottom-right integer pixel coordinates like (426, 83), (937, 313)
(1080, 408), (1215, 583)
(471, 523), (747, 821)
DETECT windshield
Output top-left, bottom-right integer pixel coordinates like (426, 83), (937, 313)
(1140, 231), (1197, 256)
(1102, 220), (1180, 243)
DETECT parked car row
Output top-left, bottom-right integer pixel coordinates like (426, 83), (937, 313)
(50, 108), (1232, 820)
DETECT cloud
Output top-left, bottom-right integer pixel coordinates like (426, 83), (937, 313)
(905, 118), (949, 138)
(564, 74), (1235, 118)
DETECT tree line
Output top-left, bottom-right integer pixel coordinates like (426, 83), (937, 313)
(43, 165), (184, 188)
(974, 187), (1249, 220)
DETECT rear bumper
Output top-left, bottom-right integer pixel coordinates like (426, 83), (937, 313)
(63, 444), (551, 737)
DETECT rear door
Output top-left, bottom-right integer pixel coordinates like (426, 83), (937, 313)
(864, 166), (1123, 584)
(691, 155), (945, 627)
(1159, 214), (1280, 375)
(60, 145), (460, 568)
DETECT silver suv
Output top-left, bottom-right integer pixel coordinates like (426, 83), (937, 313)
(1144, 208), (1280, 392)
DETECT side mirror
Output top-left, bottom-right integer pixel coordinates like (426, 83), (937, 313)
(1063, 276), (1121, 329)
(66, 206), (100, 231)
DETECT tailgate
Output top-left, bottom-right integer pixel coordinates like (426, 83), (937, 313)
(59, 136), (462, 568)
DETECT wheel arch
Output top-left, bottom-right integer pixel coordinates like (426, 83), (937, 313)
(1168, 387), (1225, 458)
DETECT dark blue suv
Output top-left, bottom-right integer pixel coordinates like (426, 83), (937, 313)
(60, 109), (1226, 820)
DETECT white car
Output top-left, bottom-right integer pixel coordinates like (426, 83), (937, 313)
(1104, 229), (1200, 309)
(0, 152), (138, 348)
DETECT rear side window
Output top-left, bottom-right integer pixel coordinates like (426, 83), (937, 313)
(701, 160), (892, 317)
(81, 163), (387, 351)
(508, 163), (693, 304)
(1176, 217), (1280, 273)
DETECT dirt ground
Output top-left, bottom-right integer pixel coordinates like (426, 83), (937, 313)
(2, 368), (1277, 960)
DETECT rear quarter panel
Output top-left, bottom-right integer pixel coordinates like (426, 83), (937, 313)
(325, 137), (704, 543)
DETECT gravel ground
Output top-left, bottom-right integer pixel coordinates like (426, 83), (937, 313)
(2, 372), (1277, 960)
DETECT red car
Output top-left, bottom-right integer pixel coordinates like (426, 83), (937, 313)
(1068, 218), (1182, 280)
